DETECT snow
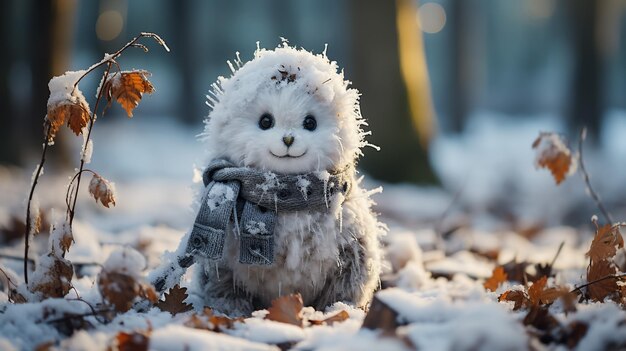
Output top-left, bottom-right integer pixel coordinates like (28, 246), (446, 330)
(102, 247), (146, 279)
(47, 70), (89, 111)
(4, 105), (626, 348)
(151, 325), (278, 351)
(206, 183), (236, 212)
(81, 133), (93, 164)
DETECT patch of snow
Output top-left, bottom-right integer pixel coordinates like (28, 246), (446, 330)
(102, 247), (146, 279)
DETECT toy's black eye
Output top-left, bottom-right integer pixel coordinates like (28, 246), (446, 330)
(258, 113), (274, 130)
(303, 115), (317, 131)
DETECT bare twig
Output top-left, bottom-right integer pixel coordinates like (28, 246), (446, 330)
(0, 253), (100, 269)
(0, 253), (35, 265)
(578, 127), (613, 224)
(72, 32), (169, 89)
(65, 169), (98, 213)
(23, 31), (168, 286)
(66, 297), (110, 324)
(570, 272), (626, 295)
(0, 266), (19, 289)
(435, 185), (465, 250)
(67, 32), (169, 227)
(67, 63), (113, 226)
(23, 125), (52, 284)
(549, 241), (565, 269)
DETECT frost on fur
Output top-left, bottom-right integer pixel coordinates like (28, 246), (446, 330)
(200, 43), (373, 175)
(189, 42), (386, 313)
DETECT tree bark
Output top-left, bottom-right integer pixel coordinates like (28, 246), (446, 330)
(349, 0), (438, 184)
(566, 0), (604, 139)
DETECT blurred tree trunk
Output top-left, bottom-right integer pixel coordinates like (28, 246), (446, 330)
(349, 0), (438, 184)
(0, 1), (17, 164)
(26, 0), (75, 165)
(171, 0), (198, 124)
(566, 0), (604, 139)
(448, 0), (470, 133)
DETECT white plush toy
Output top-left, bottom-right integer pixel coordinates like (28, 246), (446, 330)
(151, 42), (384, 316)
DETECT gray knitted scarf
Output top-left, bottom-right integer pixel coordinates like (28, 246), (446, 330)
(185, 159), (352, 266)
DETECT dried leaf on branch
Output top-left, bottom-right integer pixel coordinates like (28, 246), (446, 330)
(586, 259), (620, 302)
(586, 223), (624, 264)
(88, 174), (116, 208)
(46, 71), (92, 139)
(156, 285), (193, 315)
(265, 293), (304, 327)
(102, 70), (155, 117)
(532, 132), (577, 185)
(29, 253), (74, 298)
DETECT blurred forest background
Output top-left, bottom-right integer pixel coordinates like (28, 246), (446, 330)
(1, 0), (626, 186)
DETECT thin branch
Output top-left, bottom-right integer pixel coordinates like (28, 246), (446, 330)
(0, 253), (35, 265)
(65, 169), (98, 214)
(0, 266), (19, 289)
(68, 62), (113, 226)
(570, 272), (626, 295)
(435, 185), (465, 247)
(549, 241), (565, 269)
(578, 127), (613, 224)
(72, 32), (169, 89)
(0, 253), (100, 269)
(66, 297), (110, 324)
(23, 125), (52, 284)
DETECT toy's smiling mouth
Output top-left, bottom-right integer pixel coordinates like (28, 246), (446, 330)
(270, 150), (307, 159)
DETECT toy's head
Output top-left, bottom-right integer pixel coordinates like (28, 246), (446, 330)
(202, 42), (370, 174)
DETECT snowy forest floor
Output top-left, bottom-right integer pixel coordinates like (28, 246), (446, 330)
(2, 113), (626, 350)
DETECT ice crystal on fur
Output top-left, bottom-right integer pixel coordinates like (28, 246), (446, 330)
(186, 42), (385, 315)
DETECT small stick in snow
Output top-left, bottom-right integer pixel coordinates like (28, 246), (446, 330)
(578, 127), (613, 225)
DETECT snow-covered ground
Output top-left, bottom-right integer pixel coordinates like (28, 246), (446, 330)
(1, 113), (626, 350)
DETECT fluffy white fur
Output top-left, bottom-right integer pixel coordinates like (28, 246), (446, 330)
(191, 42), (384, 315)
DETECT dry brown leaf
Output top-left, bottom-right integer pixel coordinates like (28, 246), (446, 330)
(528, 276), (548, 306)
(309, 310), (350, 326)
(9, 288), (27, 304)
(527, 276), (571, 306)
(502, 260), (529, 283)
(587, 224), (624, 264)
(104, 71), (155, 117)
(98, 271), (139, 312)
(265, 293), (304, 327)
(30, 254), (74, 298)
(46, 97), (90, 138)
(532, 132), (575, 185)
(88, 174), (116, 208)
(156, 284), (193, 315)
(565, 321), (589, 349)
(204, 308), (243, 331)
(35, 341), (54, 351)
(523, 305), (559, 332)
(484, 266), (507, 292)
(113, 330), (150, 351)
(587, 259), (619, 302)
(498, 289), (528, 311)
(54, 224), (74, 255)
(139, 283), (159, 304)
(184, 308), (243, 332)
(361, 296), (400, 335)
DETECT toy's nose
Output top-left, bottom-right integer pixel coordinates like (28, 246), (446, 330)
(282, 135), (294, 147)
